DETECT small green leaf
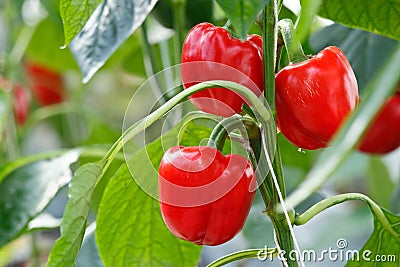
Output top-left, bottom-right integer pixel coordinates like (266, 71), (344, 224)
(47, 162), (103, 267)
(0, 150), (81, 247)
(309, 23), (399, 92)
(96, 163), (201, 267)
(69, 0), (158, 83)
(367, 157), (395, 209)
(346, 209), (400, 266)
(319, 0), (400, 40)
(216, 0), (269, 39)
(60, 0), (102, 45)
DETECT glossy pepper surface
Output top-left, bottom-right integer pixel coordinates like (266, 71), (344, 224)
(275, 46), (359, 150)
(358, 91), (400, 154)
(181, 23), (264, 117)
(158, 146), (256, 246)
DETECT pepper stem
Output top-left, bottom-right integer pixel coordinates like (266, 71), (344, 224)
(278, 19), (307, 64)
(207, 115), (256, 152)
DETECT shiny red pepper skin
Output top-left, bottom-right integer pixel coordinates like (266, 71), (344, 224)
(358, 91), (400, 154)
(275, 46), (359, 150)
(181, 23), (264, 117)
(158, 146), (256, 246)
(25, 62), (65, 106)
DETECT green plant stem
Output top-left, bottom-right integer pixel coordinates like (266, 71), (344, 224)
(263, 0), (277, 109)
(172, 0), (185, 65)
(261, 2), (299, 267)
(207, 114), (255, 151)
(294, 193), (399, 238)
(207, 248), (278, 267)
(285, 43), (400, 210)
(277, 19), (307, 64)
(99, 80), (273, 188)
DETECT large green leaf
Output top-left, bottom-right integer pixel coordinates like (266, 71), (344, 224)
(346, 209), (400, 266)
(0, 150), (81, 247)
(96, 121), (215, 266)
(96, 163), (201, 267)
(47, 162), (103, 267)
(60, 0), (102, 45)
(216, 0), (269, 40)
(319, 0), (400, 40)
(69, 0), (158, 83)
(309, 23), (399, 93)
(25, 18), (78, 72)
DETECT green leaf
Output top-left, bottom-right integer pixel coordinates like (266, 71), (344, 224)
(47, 162), (103, 267)
(69, 0), (158, 83)
(319, 0), (400, 41)
(60, 0), (102, 45)
(25, 17), (78, 72)
(0, 150), (81, 247)
(346, 209), (400, 266)
(216, 0), (269, 39)
(96, 163), (201, 267)
(309, 23), (399, 92)
(366, 157), (395, 209)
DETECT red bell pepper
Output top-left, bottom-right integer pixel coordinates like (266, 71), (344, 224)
(275, 46), (359, 150)
(181, 23), (264, 117)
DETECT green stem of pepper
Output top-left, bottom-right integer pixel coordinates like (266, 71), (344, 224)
(294, 193), (399, 238)
(277, 19), (307, 64)
(261, 2), (299, 267)
(172, 0), (186, 65)
(207, 115), (256, 152)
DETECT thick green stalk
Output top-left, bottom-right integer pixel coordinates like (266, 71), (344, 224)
(261, 1), (299, 267)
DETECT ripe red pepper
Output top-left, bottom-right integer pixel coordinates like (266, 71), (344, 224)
(25, 62), (65, 106)
(158, 146), (256, 246)
(181, 23), (264, 117)
(275, 46), (359, 150)
(358, 91), (400, 154)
